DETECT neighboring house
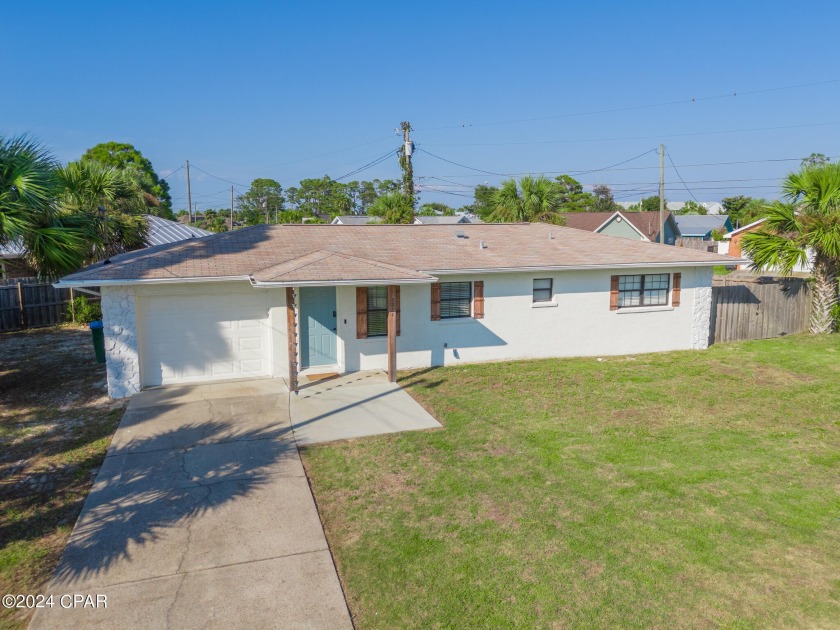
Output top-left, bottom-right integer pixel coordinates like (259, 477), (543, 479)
(56, 223), (734, 399)
(331, 215), (385, 225)
(673, 215), (732, 239)
(0, 241), (34, 279)
(1, 216), (212, 280)
(145, 215), (213, 245)
(558, 211), (680, 245)
(331, 215), (481, 225)
(414, 215), (482, 225)
(721, 218), (812, 273)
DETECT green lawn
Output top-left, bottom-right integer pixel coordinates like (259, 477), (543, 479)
(301, 335), (840, 629)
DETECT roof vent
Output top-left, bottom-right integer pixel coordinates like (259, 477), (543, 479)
(479, 240), (487, 249)
(454, 231), (467, 239)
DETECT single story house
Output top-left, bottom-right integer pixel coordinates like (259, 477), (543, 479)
(557, 211), (680, 245)
(56, 223), (735, 399)
(1, 216), (212, 279)
(673, 215), (733, 239)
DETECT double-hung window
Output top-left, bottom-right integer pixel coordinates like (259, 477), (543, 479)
(618, 273), (670, 308)
(533, 278), (553, 303)
(366, 287), (387, 336)
(440, 282), (472, 318)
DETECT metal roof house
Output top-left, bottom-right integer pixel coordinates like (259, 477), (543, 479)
(1, 216), (212, 279)
(673, 215), (733, 239)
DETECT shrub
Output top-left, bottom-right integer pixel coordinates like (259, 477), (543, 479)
(67, 296), (102, 324)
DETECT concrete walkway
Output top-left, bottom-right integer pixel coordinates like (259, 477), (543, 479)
(30, 379), (352, 630)
(291, 371), (442, 445)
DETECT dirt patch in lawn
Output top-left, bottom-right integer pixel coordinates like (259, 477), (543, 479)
(0, 326), (125, 630)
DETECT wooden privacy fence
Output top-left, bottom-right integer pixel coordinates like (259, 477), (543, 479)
(675, 238), (718, 253)
(710, 275), (810, 343)
(0, 280), (99, 332)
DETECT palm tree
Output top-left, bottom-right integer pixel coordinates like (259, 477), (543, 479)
(0, 135), (89, 277)
(367, 193), (415, 224)
(488, 176), (563, 224)
(742, 163), (840, 334)
(56, 160), (149, 262)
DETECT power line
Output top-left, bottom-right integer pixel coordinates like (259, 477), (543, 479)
(415, 78), (840, 131)
(417, 146), (661, 179)
(188, 164), (250, 187)
(161, 165), (184, 180)
(415, 154), (838, 179)
(416, 148), (512, 176)
(571, 148), (658, 175)
(421, 120), (840, 147)
(253, 136), (395, 170)
(334, 148), (398, 181)
(667, 152), (699, 203)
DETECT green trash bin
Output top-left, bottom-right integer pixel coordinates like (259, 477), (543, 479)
(90, 320), (106, 364)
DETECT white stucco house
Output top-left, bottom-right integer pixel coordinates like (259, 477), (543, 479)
(55, 223), (735, 398)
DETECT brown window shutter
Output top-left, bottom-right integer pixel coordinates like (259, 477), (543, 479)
(395, 285), (401, 336)
(672, 273), (681, 307)
(473, 281), (484, 319)
(610, 275), (619, 311)
(431, 283), (441, 321)
(356, 286), (368, 339)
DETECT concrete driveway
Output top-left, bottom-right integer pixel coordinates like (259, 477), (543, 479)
(30, 379), (352, 630)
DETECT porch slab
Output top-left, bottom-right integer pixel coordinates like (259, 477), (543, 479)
(289, 371), (442, 445)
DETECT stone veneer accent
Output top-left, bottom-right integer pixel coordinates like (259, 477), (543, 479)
(690, 267), (713, 350)
(101, 286), (141, 398)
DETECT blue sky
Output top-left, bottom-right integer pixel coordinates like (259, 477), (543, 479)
(3, 0), (840, 211)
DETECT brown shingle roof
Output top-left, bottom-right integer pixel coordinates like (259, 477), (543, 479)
(58, 223), (732, 286)
(558, 211), (674, 241)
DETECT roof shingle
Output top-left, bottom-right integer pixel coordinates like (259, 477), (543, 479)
(59, 222), (734, 286)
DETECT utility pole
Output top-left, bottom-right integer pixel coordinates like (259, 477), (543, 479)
(659, 144), (665, 244)
(230, 186), (234, 231)
(399, 121), (415, 204)
(186, 160), (192, 223)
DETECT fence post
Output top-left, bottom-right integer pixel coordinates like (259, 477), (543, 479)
(70, 288), (75, 323)
(16, 281), (26, 329)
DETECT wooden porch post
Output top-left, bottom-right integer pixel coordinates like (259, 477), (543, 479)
(387, 285), (397, 383)
(285, 287), (299, 393)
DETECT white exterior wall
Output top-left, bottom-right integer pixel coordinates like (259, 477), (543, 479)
(338, 267), (713, 372)
(104, 268), (713, 398)
(101, 286), (141, 398)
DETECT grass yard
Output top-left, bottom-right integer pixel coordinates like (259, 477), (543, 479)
(302, 335), (840, 629)
(0, 327), (125, 630)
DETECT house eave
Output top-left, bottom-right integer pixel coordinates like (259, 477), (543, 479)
(250, 277), (437, 288)
(54, 275), (253, 289)
(424, 260), (745, 275)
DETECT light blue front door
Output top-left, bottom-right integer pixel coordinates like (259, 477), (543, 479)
(300, 287), (337, 368)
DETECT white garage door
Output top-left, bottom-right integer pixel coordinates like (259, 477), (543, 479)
(139, 290), (270, 387)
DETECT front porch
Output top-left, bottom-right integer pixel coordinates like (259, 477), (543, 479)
(287, 284), (404, 392)
(288, 370), (442, 445)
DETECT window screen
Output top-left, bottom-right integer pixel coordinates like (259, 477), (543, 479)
(533, 278), (553, 302)
(367, 286), (387, 336)
(617, 273), (670, 308)
(440, 282), (471, 319)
